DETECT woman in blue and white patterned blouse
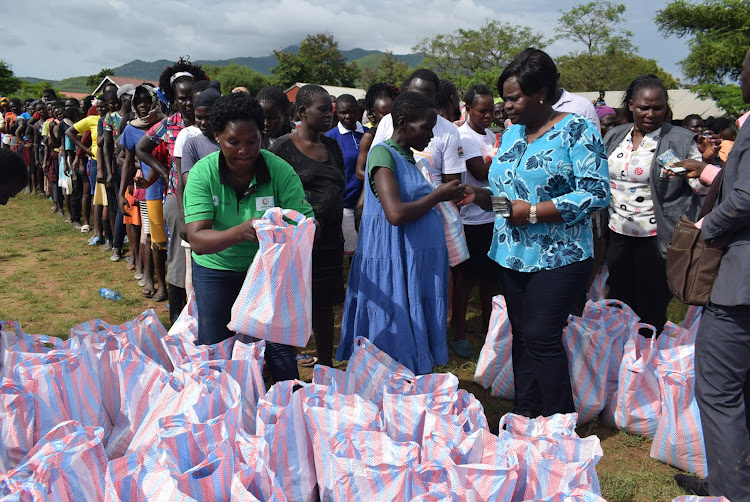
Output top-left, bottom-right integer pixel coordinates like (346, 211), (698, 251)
(473, 48), (610, 417)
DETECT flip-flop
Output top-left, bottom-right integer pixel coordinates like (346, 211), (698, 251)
(141, 289), (155, 298)
(153, 291), (168, 302)
(138, 278), (147, 287)
(80, 225), (90, 233)
(296, 354), (318, 368)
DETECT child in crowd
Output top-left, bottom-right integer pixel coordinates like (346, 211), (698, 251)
(337, 91), (471, 375)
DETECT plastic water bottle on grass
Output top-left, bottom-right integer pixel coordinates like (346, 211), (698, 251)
(99, 288), (122, 301)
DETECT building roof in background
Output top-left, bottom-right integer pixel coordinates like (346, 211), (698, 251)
(577, 89), (724, 120)
(284, 82), (366, 102)
(92, 76), (158, 96)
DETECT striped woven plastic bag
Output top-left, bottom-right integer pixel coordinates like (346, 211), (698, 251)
(1, 420), (107, 502)
(104, 447), (199, 502)
(581, 300), (640, 427)
(650, 344), (708, 477)
(11, 351), (109, 447)
(343, 336), (415, 405)
(416, 159), (469, 266)
(412, 456), (520, 502)
(611, 323), (692, 438)
(563, 316), (614, 424)
(323, 429), (421, 502)
(231, 431), (287, 501)
(228, 208), (315, 347)
(69, 309), (174, 372)
(256, 380), (321, 502)
(474, 295), (514, 399)
(0, 379), (35, 473)
(302, 387), (386, 501)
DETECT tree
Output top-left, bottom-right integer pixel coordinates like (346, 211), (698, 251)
(85, 68), (115, 90)
(692, 84), (747, 117)
(203, 63), (269, 96)
(558, 51), (681, 92)
(359, 51), (413, 89)
(556, 1), (635, 56)
(271, 33), (360, 89)
(655, 0), (750, 84)
(0, 60), (22, 95)
(7, 81), (55, 101)
(413, 19), (550, 95)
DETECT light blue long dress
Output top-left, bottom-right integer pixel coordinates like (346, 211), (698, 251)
(337, 142), (449, 375)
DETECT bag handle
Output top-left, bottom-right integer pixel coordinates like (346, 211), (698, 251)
(256, 207), (310, 227)
(696, 168), (725, 220)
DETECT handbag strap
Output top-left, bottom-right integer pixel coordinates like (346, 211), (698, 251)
(696, 168), (725, 220)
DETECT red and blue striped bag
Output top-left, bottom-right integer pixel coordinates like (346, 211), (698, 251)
(2, 421), (107, 502)
(70, 310), (174, 372)
(344, 336), (415, 405)
(672, 497), (728, 502)
(581, 299), (640, 427)
(156, 418), (236, 502)
(586, 264), (609, 302)
(611, 323), (663, 438)
(650, 344), (708, 477)
(257, 380), (320, 502)
(474, 295), (514, 399)
(681, 305), (703, 341)
(12, 352), (108, 446)
(228, 208), (315, 347)
(231, 431), (286, 501)
(416, 160), (469, 266)
(104, 447), (199, 502)
(324, 429), (421, 501)
(0, 379), (35, 473)
(499, 412), (579, 438)
(303, 387), (385, 501)
(563, 315), (614, 424)
(412, 456), (520, 502)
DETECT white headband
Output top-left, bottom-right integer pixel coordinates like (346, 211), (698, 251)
(170, 71), (195, 85)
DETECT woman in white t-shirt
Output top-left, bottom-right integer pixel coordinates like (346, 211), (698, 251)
(452, 84), (502, 358)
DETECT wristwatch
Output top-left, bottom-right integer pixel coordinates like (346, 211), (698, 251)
(528, 204), (538, 224)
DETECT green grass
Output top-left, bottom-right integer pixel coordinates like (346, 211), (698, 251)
(0, 192), (693, 500)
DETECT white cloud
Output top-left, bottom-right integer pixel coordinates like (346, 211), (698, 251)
(0, 0), (688, 82)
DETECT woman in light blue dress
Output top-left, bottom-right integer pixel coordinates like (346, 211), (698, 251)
(337, 91), (470, 374)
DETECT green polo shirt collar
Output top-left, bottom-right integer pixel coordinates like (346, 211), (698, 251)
(218, 150), (272, 205)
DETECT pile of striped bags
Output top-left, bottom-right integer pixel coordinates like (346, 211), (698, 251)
(475, 266), (710, 483)
(1, 294), (605, 501)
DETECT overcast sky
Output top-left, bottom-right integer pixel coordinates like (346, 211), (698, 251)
(2, 0), (691, 82)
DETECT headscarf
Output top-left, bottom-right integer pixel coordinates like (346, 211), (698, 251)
(116, 84), (136, 100)
(194, 81), (222, 108)
(595, 105), (616, 120)
(129, 85), (166, 129)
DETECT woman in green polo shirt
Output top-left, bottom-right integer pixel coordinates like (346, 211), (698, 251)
(183, 92), (315, 382)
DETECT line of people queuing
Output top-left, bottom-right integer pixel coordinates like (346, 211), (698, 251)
(2, 48), (749, 501)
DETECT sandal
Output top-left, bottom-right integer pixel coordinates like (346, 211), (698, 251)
(449, 339), (476, 360)
(153, 291), (168, 302)
(80, 224), (90, 233)
(138, 278), (147, 287)
(141, 288), (155, 298)
(134, 273), (143, 280)
(296, 354), (318, 368)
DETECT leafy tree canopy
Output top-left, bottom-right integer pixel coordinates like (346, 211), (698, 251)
(655, 0), (750, 83)
(0, 60), (22, 96)
(203, 63), (269, 96)
(413, 19), (550, 95)
(85, 68), (115, 90)
(693, 83), (748, 117)
(359, 51), (413, 90)
(271, 33), (360, 89)
(556, 1), (635, 56)
(558, 51), (681, 92)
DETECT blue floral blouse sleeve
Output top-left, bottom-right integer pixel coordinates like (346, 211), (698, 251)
(549, 117), (610, 226)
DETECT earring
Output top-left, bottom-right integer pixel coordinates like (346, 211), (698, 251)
(539, 100), (543, 104)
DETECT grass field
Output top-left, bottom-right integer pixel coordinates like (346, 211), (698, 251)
(0, 192), (692, 501)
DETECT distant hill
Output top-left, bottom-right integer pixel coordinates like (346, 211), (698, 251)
(111, 48), (423, 80)
(29, 48), (424, 93)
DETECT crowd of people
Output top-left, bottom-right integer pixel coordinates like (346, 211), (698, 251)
(1, 47), (750, 501)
